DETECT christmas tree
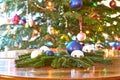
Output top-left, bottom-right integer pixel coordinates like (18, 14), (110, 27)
(0, 0), (120, 50)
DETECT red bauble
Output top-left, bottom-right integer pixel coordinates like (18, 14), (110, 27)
(12, 14), (20, 24)
(109, 0), (116, 8)
(77, 32), (86, 41)
(117, 46), (120, 50)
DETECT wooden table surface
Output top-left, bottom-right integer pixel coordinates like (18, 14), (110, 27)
(0, 50), (120, 80)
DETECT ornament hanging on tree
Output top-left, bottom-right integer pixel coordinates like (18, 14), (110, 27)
(11, 14), (20, 24)
(77, 31), (86, 41)
(77, 17), (86, 41)
(1, 2), (7, 13)
(70, 0), (83, 9)
(109, 0), (116, 8)
(20, 17), (26, 25)
(117, 46), (120, 50)
(46, 0), (55, 11)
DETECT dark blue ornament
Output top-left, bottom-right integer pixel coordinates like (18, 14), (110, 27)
(20, 17), (26, 25)
(70, 0), (83, 9)
(45, 50), (54, 56)
(66, 40), (82, 54)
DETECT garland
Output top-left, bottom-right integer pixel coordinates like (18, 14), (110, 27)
(15, 50), (112, 69)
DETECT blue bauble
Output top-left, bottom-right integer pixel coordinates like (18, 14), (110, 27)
(45, 50), (54, 56)
(70, 0), (83, 9)
(66, 40), (82, 54)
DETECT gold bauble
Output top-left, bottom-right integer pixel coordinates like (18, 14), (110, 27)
(60, 34), (69, 41)
(46, 1), (54, 11)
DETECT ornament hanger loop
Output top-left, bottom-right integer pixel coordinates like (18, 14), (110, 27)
(78, 17), (83, 32)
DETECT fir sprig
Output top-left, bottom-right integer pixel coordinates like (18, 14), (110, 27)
(15, 50), (112, 68)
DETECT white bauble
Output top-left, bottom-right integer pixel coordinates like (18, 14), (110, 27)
(82, 44), (95, 53)
(39, 46), (50, 52)
(71, 50), (84, 58)
(95, 43), (103, 50)
(31, 49), (43, 59)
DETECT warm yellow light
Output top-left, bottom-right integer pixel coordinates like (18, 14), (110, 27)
(86, 30), (90, 34)
(48, 1), (52, 6)
(98, 27), (102, 31)
(46, 1), (54, 11)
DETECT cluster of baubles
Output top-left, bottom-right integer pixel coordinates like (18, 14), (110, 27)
(69, 0), (117, 9)
(31, 40), (103, 59)
(3, 13), (27, 25)
(66, 40), (103, 58)
(31, 46), (53, 59)
(11, 14), (27, 25)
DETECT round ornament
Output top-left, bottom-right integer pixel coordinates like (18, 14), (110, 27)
(109, 0), (116, 8)
(71, 50), (84, 58)
(60, 34), (69, 41)
(39, 46), (50, 52)
(70, 0), (83, 9)
(45, 50), (54, 56)
(117, 46), (120, 50)
(77, 32), (86, 41)
(31, 49), (43, 59)
(66, 40), (82, 54)
(12, 14), (20, 24)
(20, 17), (26, 25)
(46, 1), (55, 11)
(82, 44), (95, 53)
